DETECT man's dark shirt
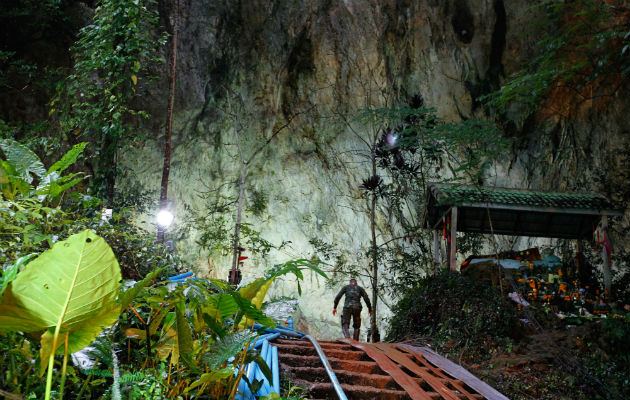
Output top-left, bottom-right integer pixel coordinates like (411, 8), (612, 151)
(334, 284), (372, 312)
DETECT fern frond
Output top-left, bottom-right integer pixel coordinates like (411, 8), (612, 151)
(202, 330), (258, 369)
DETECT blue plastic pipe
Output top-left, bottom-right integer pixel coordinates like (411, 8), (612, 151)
(248, 332), (280, 351)
(249, 334), (270, 350)
(167, 271), (193, 281)
(272, 345), (280, 394)
(237, 323), (348, 399)
(246, 360), (257, 390)
(263, 332), (280, 344)
(254, 352), (271, 396)
(260, 340), (269, 364)
(262, 340), (272, 390)
(234, 377), (248, 400)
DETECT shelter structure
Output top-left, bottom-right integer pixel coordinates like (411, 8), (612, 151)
(425, 183), (623, 290)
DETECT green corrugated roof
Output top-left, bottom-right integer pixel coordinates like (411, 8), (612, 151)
(432, 184), (614, 210)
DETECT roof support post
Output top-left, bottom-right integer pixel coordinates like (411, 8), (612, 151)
(433, 230), (440, 275)
(601, 216), (612, 295)
(449, 207), (458, 271)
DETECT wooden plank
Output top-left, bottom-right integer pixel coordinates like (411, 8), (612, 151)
(399, 344), (510, 400)
(374, 343), (464, 400)
(339, 339), (435, 400)
(390, 345), (480, 400)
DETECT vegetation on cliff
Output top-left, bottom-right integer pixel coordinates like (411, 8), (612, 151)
(1, 0), (629, 399)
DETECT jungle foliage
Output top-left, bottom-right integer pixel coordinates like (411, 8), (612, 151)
(51, 0), (165, 201)
(483, 0), (630, 124)
(0, 135), (323, 399)
(0, 138), (184, 280)
(386, 271), (517, 360)
(0, 232), (321, 399)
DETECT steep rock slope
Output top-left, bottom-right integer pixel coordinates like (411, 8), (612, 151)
(119, 0), (629, 339)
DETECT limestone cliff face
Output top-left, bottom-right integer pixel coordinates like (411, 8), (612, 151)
(122, 0), (629, 339)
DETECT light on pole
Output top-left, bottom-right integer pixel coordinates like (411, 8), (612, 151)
(156, 200), (174, 243)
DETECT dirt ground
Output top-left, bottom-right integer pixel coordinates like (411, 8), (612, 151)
(453, 322), (617, 399)
(401, 315), (628, 400)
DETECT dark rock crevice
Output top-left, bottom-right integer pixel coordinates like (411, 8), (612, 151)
(282, 26), (316, 118)
(463, 0), (506, 111)
(451, 0), (474, 44)
(487, 0), (506, 90)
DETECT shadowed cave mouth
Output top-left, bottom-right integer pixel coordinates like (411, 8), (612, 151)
(451, 0), (474, 43)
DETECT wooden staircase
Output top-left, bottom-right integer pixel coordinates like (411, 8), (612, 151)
(274, 338), (509, 400)
(276, 338), (410, 399)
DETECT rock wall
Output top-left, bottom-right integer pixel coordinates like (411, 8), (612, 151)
(121, 0), (630, 339)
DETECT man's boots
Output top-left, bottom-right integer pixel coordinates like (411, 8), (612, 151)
(342, 324), (350, 338)
(353, 328), (360, 341)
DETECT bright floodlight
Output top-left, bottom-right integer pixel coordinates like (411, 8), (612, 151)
(156, 209), (174, 228)
(385, 132), (397, 146)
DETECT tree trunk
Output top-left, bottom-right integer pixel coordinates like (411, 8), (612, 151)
(157, 0), (178, 243)
(370, 154), (378, 342)
(230, 162), (247, 284)
(101, 133), (117, 205)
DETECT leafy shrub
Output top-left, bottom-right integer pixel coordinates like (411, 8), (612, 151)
(386, 271), (517, 360)
(0, 138), (186, 279)
(577, 314), (630, 398)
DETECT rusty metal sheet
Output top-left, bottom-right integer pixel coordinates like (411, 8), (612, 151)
(340, 339), (436, 400)
(374, 343), (473, 400)
(399, 344), (510, 400)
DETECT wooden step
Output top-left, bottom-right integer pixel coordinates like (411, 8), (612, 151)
(294, 380), (415, 400)
(283, 365), (400, 390)
(275, 342), (367, 360)
(278, 353), (382, 374)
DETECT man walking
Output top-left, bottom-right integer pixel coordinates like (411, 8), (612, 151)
(333, 278), (372, 341)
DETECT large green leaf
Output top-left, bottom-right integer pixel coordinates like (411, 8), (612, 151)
(184, 367), (234, 394)
(0, 229), (122, 341)
(175, 300), (196, 371)
(153, 312), (179, 363)
(239, 278), (268, 301)
(202, 312), (227, 339)
(0, 253), (36, 297)
(0, 159), (30, 199)
(233, 292), (276, 328)
(117, 267), (165, 311)
(0, 139), (46, 184)
(204, 293), (239, 321)
(36, 172), (84, 201)
(47, 142), (87, 174)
